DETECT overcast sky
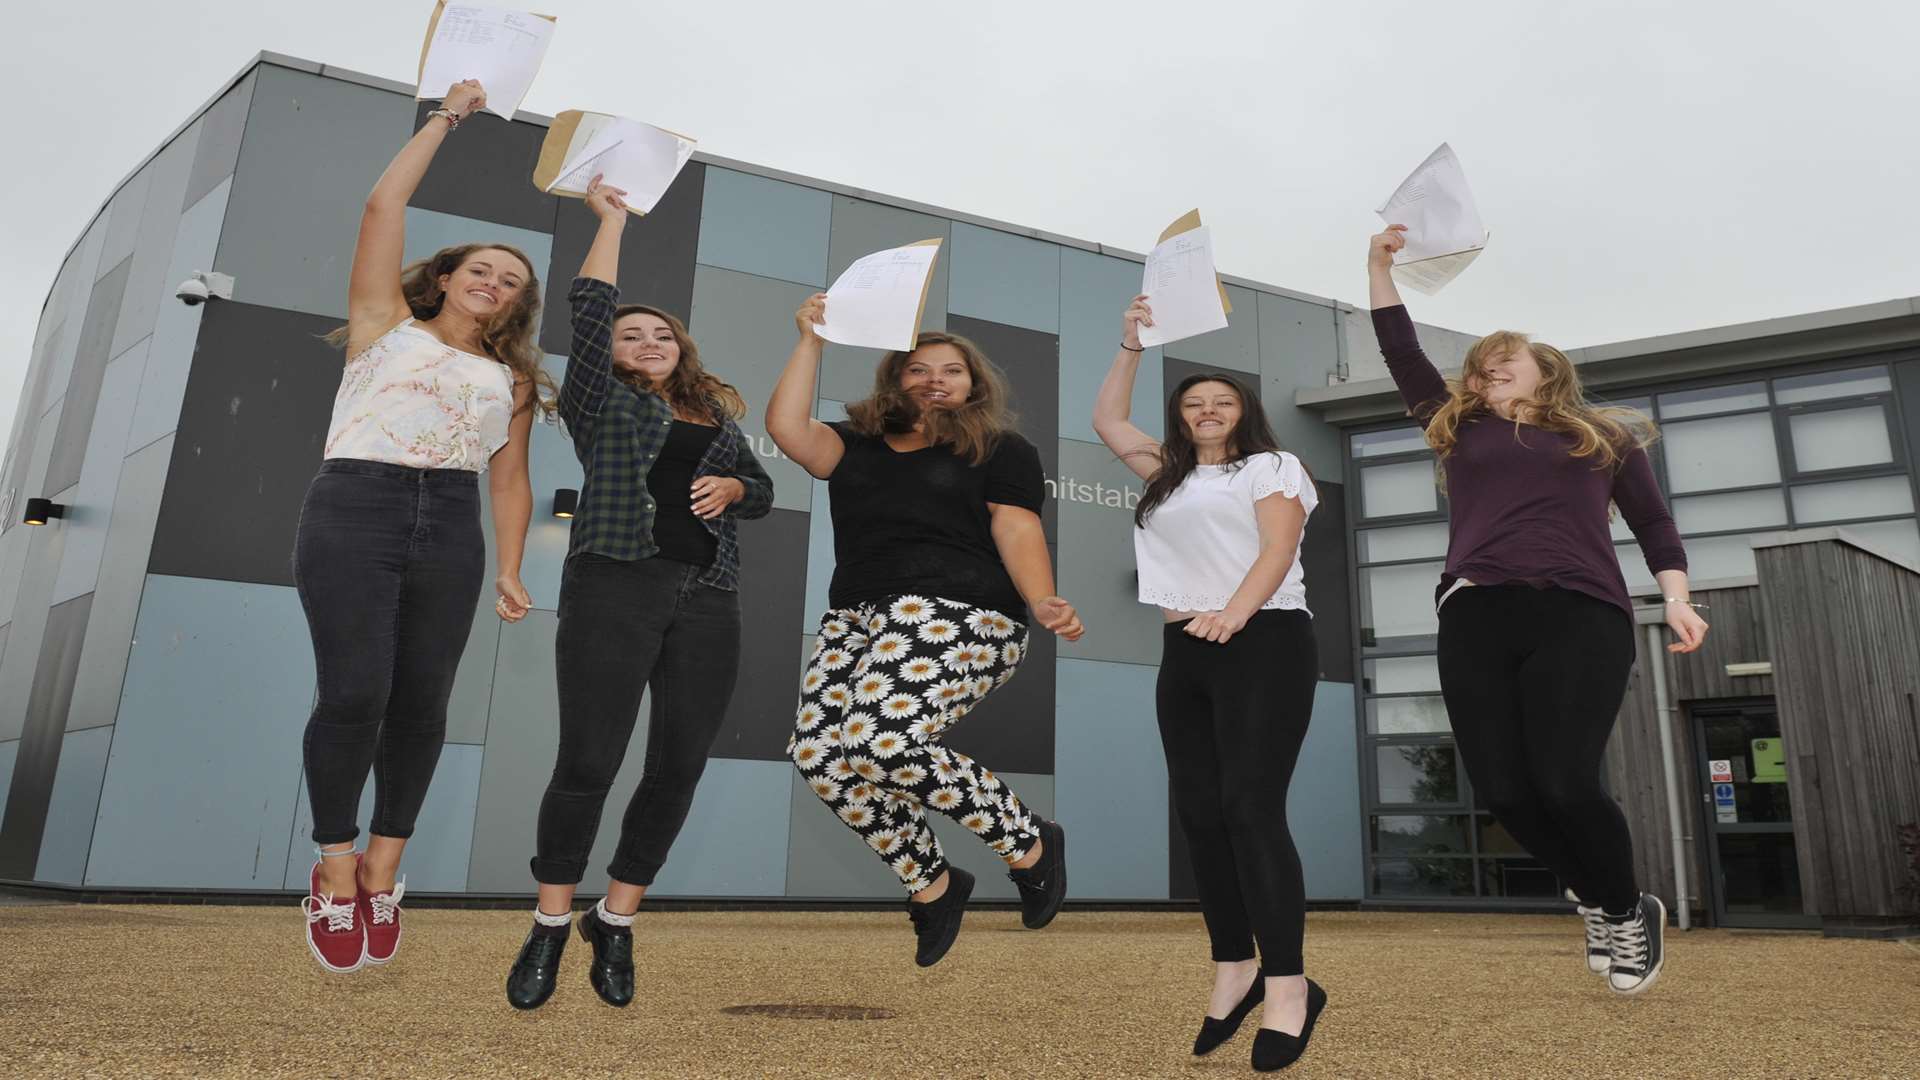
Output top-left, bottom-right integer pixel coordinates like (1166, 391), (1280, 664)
(3, 1), (1917, 446)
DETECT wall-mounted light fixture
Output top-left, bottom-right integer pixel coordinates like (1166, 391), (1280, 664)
(23, 497), (66, 526)
(552, 488), (578, 519)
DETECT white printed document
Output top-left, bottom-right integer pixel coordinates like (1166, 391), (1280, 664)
(815, 240), (943, 352)
(417, 2), (556, 120)
(1376, 142), (1489, 294)
(533, 112), (697, 214)
(1137, 209), (1233, 348)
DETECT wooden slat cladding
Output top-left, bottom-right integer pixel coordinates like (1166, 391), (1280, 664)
(1604, 584), (1772, 921)
(1755, 539), (1920, 919)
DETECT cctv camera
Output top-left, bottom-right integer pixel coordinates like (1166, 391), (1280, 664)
(175, 277), (210, 306)
(174, 270), (234, 307)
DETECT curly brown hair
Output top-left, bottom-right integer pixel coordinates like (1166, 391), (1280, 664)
(610, 304), (745, 423)
(843, 331), (1015, 466)
(329, 243), (556, 414)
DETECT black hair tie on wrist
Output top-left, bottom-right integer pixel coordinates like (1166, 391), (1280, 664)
(1119, 342), (1144, 353)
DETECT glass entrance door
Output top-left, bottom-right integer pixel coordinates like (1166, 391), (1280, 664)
(1692, 700), (1814, 928)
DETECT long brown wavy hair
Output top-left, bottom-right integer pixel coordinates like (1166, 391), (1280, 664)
(609, 304), (745, 423)
(843, 331), (1014, 466)
(1423, 330), (1654, 473)
(1134, 372), (1302, 526)
(329, 242), (555, 414)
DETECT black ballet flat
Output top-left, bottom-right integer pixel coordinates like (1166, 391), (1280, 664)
(1251, 978), (1326, 1072)
(1193, 973), (1265, 1056)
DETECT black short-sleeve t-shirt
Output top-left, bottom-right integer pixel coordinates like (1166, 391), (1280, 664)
(825, 421), (1046, 620)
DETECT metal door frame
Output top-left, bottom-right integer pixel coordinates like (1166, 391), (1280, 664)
(1689, 698), (1818, 929)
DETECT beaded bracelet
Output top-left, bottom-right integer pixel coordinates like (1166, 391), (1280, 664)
(1664, 596), (1708, 610)
(427, 107), (463, 130)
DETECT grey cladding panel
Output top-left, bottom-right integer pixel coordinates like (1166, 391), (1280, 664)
(147, 302), (340, 586)
(182, 71), (255, 210)
(43, 258), (133, 496)
(539, 162), (705, 357)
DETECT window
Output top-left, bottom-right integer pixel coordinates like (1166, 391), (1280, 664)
(1661, 413), (1781, 493)
(1787, 406), (1894, 473)
(1359, 459), (1440, 519)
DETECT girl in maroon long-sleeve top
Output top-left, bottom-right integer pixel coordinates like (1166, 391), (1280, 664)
(1367, 225), (1707, 998)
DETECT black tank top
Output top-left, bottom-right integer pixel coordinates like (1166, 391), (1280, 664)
(645, 420), (720, 567)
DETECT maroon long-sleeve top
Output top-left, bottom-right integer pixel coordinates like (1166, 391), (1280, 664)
(1373, 304), (1687, 618)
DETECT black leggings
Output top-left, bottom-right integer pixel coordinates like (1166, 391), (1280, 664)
(1158, 609), (1318, 977)
(531, 555), (742, 886)
(1436, 584), (1639, 913)
(295, 460), (485, 845)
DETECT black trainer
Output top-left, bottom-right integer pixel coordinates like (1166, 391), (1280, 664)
(1193, 971), (1265, 1056)
(908, 866), (975, 967)
(1607, 893), (1666, 996)
(505, 923), (568, 1010)
(1565, 888), (1612, 976)
(1007, 819), (1067, 930)
(1251, 978), (1327, 1073)
(577, 909), (636, 1007)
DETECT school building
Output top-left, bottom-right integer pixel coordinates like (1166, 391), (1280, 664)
(2, 54), (1915, 933)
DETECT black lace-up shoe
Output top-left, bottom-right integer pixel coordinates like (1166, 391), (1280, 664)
(908, 867), (975, 967)
(505, 923), (568, 1010)
(577, 909), (636, 1007)
(1007, 819), (1067, 930)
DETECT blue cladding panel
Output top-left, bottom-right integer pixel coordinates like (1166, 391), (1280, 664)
(1055, 658), (1168, 899)
(1293, 681), (1363, 900)
(647, 759), (794, 897)
(947, 222), (1060, 334)
(33, 726), (114, 884)
(1059, 248), (1163, 444)
(696, 168), (831, 287)
(1055, 437), (1161, 667)
(86, 576), (313, 888)
(280, 744), (483, 893)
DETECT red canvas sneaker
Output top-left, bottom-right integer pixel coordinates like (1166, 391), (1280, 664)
(302, 862), (364, 974)
(358, 873), (406, 965)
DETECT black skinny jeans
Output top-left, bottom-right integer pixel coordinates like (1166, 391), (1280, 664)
(296, 460), (486, 845)
(1436, 584), (1640, 914)
(531, 554), (742, 886)
(1158, 609), (1318, 977)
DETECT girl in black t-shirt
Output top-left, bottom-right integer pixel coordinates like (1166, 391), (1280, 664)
(766, 293), (1085, 967)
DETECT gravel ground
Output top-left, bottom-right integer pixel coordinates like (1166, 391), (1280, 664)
(1, 905), (1915, 1078)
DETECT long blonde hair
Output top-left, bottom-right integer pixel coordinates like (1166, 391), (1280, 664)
(843, 331), (1015, 466)
(1424, 330), (1654, 471)
(610, 304), (745, 424)
(328, 242), (556, 414)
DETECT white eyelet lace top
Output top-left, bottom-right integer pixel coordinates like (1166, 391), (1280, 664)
(324, 319), (515, 472)
(1134, 450), (1317, 615)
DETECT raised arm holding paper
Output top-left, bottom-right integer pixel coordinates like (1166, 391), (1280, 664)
(1136, 210), (1233, 349)
(533, 112), (698, 214)
(417, 1), (556, 120)
(1375, 142), (1489, 295)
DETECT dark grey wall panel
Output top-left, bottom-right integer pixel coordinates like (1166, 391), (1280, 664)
(43, 257), (133, 496)
(0, 594), (91, 878)
(409, 104), (558, 233)
(945, 314), (1060, 542)
(1303, 480), (1353, 683)
(538, 162), (705, 356)
(712, 508), (811, 760)
(182, 71), (255, 211)
(148, 302), (337, 586)
(935, 549), (1057, 776)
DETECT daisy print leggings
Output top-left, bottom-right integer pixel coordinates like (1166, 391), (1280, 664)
(788, 594), (1042, 894)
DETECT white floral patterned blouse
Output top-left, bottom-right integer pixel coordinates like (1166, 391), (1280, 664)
(324, 319), (515, 472)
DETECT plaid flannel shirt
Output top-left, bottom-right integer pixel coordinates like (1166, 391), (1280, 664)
(557, 277), (774, 590)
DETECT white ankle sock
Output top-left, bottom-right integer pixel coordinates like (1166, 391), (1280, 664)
(595, 898), (635, 928)
(532, 907), (572, 928)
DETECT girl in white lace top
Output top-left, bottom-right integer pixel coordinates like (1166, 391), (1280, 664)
(1090, 294), (1329, 1071)
(295, 79), (554, 976)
